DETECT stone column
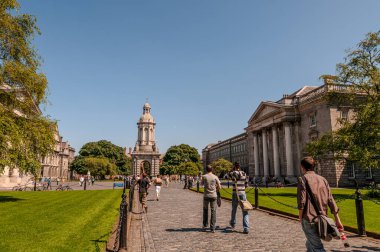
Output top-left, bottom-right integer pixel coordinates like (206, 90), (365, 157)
(294, 122), (301, 176)
(253, 133), (259, 177)
(284, 122), (294, 176)
(272, 126), (280, 177)
(262, 129), (269, 177)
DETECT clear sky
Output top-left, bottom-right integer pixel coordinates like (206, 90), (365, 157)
(19, 0), (380, 154)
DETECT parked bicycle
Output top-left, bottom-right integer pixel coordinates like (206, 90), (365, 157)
(56, 184), (73, 191)
(12, 182), (33, 191)
(36, 183), (50, 191)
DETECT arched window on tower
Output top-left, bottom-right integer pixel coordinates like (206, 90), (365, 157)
(145, 128), (149, 142)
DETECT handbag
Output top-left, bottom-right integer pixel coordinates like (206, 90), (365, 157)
(234, 181), (253, 211)
(217, 191), (221, 207)
(303, 177), (340, 241)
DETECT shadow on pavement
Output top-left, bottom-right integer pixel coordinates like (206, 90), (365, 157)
(0, 196), (24, 203)
(332, 246), (380, 252)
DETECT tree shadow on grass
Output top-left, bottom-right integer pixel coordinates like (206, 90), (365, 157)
(0, 196), (24, 203)
(90, 233), (108, 252)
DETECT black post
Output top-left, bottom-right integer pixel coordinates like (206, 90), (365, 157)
(119, 176), (128, 249)
(254, 185), (259, 209)
(84, 177), (87, 191)
(34, 175), (37, 191)
(196, 180), (200, 193)
(355, 188), (366, 236)
(227, 179), (230, 189)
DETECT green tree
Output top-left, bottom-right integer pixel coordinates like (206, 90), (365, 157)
(162, 144), (200, 166)
(70, 156), (117, 178)
(0, 0), (55, 175)
(71, 140), (131, 175)
(177, 162), (200, 176)
(210, 158), (232, 177)
(306, 30), (380, 169)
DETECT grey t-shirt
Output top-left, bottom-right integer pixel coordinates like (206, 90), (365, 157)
(202, 173), (221, 198)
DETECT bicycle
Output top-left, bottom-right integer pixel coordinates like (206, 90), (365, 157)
(56, 184), (73, 191)
(12, 181), (34, 191)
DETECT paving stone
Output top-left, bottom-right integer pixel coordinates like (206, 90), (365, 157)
(142, 183), (380, 252)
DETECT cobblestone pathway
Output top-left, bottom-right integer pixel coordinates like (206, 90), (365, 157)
(144, 183), (379, 252)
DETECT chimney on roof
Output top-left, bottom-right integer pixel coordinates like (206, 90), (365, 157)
(129, 147), (132, 155)
(322, 75), (335, 85)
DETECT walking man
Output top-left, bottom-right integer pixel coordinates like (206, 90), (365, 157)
(135, 173), (151, 213)
(201, 165), (221, 233)
(153, 175), (163, 201)
(228, 162), (249, 234)
(298, 157), (343, 252)
(79, 176), (84, 187)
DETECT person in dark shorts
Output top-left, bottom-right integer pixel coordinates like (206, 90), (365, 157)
(135, 173), (151, 213)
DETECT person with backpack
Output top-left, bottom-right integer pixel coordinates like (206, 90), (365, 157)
(135, 173), (151, 213)
(228, 162), (250, 234)
(153, 175), (163, 201)
(297, 156), (343, 252)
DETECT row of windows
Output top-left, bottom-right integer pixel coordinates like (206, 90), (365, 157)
(209, 143), (247, 159)
(309, 110), (348, 128)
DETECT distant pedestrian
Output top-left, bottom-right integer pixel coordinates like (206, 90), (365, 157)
(91, 176), (95, 186)
(298, 157), (343, 252)
(201, 165), (221, 233)
(153, 175), (163, 201)
(228, 162), (250, 234)
(79, 176), (84, 186)
(56, 177), (60, 185)
(47, 177), (52, 190)
(135, 173), (151, 213)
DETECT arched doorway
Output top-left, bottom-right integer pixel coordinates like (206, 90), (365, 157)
(140, 161), (151, 176)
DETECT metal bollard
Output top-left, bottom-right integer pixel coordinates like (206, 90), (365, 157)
(355, 188), (366, 236)
(254, 185), (259, 209)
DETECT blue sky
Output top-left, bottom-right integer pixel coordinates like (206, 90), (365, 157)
(19, 0), (380, 154)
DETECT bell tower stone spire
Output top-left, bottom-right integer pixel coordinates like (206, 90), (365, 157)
(132, 102), (160, 177)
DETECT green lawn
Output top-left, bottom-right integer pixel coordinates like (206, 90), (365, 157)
(194, 187), (380, 234)
(0, 190), (122, 252)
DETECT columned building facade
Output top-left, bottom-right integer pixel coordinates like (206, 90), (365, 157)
(203, 82), (380, 187)
(132, 103), (161, 177)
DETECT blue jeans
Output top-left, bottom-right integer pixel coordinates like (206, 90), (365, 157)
(230, 192), (249, 231)
(302, 219), (325, 252)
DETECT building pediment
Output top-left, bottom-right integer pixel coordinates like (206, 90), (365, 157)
(248, 102), (284, 124)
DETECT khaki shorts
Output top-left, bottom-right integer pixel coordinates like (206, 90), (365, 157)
(139, 192), (147, 205)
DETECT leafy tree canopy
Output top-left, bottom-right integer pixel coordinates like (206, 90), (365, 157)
(177, 162), (200, 176)
(0, 0), (55, 175)
(307, 30), (380, 169)
(70, 156), (117, 178)
(71, 140), (131, 175)
(163, 144), (200, 166)
(210, 158), (232, 177)
(161, 144), (201, 174)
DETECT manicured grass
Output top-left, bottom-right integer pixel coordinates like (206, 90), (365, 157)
(195, 187), (380, 234)
(0, 190), (122, 252)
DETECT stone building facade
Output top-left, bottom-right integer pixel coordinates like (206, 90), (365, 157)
(0, 84), (75, 188)
(202, 133), (248, 173)
(40, 132), (75, 180)
(203, 82), (380, 187)
(132, 103), (161, 177)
